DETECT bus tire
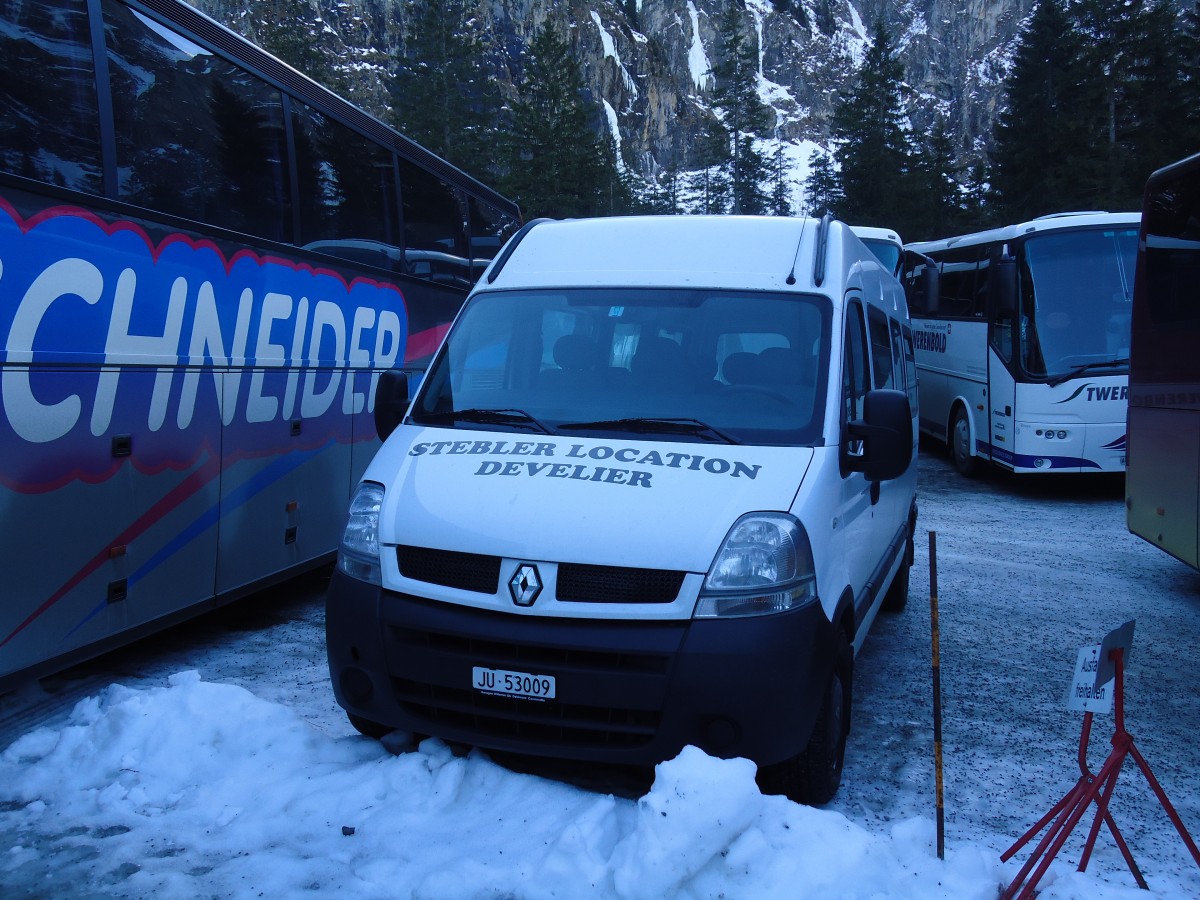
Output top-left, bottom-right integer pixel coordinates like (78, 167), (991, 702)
(757, 628), (852, 806)
(950, 407), (980, 478)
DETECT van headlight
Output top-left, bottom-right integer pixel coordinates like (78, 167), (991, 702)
(695, 513), (817, 618)
(337, 482), (384, 585)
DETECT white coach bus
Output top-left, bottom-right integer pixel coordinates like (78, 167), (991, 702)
(901, 212), (1139, 476)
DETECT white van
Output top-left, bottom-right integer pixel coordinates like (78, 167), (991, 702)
(326, 215), (919, 804)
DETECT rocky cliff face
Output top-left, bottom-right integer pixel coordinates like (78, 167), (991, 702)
(193, 0), (1037, 188)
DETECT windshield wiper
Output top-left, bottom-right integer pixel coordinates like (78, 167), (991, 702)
(416, 408), (553, 434)
(1046, 358), (1130, 387)
(558, 417), (741, 444)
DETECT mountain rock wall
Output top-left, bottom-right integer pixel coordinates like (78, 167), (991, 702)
(193, 0), (1038, 182)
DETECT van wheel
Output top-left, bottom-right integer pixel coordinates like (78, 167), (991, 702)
(348, 713), (393, 739)
(882, 556), (909, 613)
(757, 629), (852, 806)
(950, 408), (980, 478)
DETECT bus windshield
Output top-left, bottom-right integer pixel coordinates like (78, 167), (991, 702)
(410, 288), (832, 447)
(1020, 227), (1138, 379)
(861, 239), (902, 275)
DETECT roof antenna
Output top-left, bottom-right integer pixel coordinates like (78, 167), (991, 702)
(786, 215), (817, 285)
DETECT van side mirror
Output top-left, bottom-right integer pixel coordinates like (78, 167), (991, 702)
(846, 389), (914, 482)
(373, 369), (410, 440)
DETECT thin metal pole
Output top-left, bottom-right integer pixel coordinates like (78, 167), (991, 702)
(930, 530), (945, 859)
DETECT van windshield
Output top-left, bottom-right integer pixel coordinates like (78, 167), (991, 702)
(410, 288), (833, 446)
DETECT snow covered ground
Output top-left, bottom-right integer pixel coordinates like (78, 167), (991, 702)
(2, 447), (1199, 898)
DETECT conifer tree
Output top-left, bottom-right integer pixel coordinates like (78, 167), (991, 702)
(803, 149), (841, 216)
(830, 20), (914, 226)
(710, 6), (771, 214)
(255, 0), (339, 92)
(770, 142), (793, 216)
(1180, 2), (1200, 141)
(687, 118), (732, 214)
(990, 0), (1093, 219)
(994, 0), (1193, 217)
(910, 115), (961, 239)
(497, 24), (617, 219)
(390, 0), (499, 181)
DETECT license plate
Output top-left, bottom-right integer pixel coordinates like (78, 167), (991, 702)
(472, 666), (556, 700)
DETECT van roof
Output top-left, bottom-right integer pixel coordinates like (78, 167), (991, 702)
(476, 215), (884, 293)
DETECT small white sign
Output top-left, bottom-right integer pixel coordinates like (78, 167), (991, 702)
(1066, 644), (1115, 713)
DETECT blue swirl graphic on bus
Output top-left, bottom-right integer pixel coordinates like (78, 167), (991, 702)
(0, 202), (408, 492)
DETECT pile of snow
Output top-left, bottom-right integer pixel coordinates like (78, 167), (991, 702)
(1, 670), (1155, 898)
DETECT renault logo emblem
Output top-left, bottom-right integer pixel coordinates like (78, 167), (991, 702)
(509, 564), (542, 606)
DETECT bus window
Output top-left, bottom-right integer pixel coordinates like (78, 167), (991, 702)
(106, 3), (290, 240)
(901, 253), (937, 316)
(292, 103), (400, 248)
(399, 156), (470, 259)
(938, 247), (981, 318)
(468, 194), (520, 266)
(0, 0), (102, 194)
(1022, 228), (1138, 375)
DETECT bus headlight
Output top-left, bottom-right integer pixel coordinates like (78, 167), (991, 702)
(338, 482), (384, 585)
(695, 513), (817, 617)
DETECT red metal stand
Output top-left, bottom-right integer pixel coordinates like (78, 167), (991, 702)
(1000, 649), (1200, 899)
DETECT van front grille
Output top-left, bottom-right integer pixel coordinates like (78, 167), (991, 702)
(396, 545), (500, 594)
(396, 545), (685, 603)
(556, 563), (684, 603)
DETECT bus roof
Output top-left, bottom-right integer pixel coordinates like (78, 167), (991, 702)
(905, 211), (1140, 255)
(850, 225), (903, 246)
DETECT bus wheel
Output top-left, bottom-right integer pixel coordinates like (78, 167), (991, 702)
(950, 408), (980, 478)
(757, 629), (851, 806)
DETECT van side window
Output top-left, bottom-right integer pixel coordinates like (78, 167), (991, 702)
(901, 323), (918, 408)
(867, 306), (894, 389)
(889, 317), (906, 391)
(843, 300), (870, 423)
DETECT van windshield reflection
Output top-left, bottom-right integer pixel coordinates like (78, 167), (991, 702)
(409, 288), (833, 447)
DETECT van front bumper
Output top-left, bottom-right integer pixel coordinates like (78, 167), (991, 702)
(326, 569), (838, 768)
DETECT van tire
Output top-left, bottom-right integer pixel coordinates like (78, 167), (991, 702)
(881, 557), (909, 613)
(950, 407), (980, 478)
(348, 713), (393, 739)
(757, 629), (851, 806)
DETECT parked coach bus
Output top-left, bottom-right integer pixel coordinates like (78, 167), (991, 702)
(0, 0), (520, 690)
(1127, 153), (1200, 571)
(850, 225), (903, 277)
(901, 212), (1139, 476)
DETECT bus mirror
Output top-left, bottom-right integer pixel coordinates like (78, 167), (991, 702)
(993, 253), (1017, 316)
(922, 264), (940, 314)
(847, 389), (914, 482)
(374, 369), (410, 440)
